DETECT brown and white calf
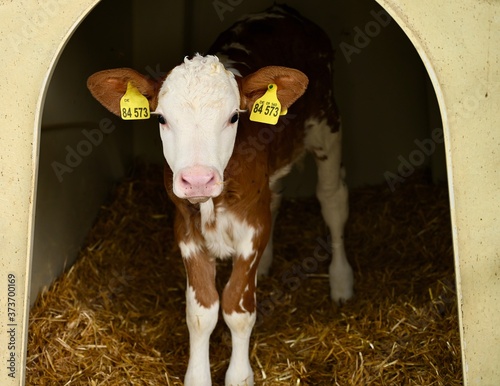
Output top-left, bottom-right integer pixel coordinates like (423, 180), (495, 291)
(87, 5), (353, 386)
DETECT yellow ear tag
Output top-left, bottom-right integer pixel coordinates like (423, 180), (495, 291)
(120, 82), (150, 120)
(249, 84), (283, 125)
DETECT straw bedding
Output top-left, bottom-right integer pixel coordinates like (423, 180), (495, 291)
(27, 165), (461, 385)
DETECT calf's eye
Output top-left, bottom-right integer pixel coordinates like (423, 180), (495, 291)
(157, 115), (166, 125)
(230, 112), (239, 124)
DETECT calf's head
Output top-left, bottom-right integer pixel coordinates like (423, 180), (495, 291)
(87, 54), (307, 203)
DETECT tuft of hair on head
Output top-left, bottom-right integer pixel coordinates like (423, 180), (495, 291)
(183, 54), (223, 74)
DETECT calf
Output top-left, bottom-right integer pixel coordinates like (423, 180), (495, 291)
(87, 5), (353, 386)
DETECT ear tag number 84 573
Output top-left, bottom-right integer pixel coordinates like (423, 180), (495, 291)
(250, 84), (287, 125)
(120, 82), (150, 120)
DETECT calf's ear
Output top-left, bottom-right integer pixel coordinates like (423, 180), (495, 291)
(239, 66), (308, 112)
(87, 68), (160, 116)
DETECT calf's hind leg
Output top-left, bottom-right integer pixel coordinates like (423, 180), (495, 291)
(257, 177), (285, 277)
(306, 119), (353, 303)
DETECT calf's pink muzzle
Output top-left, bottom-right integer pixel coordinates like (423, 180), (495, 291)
(174, 165), (223, 203)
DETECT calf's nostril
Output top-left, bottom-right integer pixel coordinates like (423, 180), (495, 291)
(180, 169), (216, 190)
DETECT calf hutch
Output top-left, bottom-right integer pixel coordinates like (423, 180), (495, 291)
(1, 0), (498, 385)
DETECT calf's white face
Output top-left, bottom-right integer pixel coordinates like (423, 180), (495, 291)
(155, 55), (240, 203)
(87, 55), (308, 206)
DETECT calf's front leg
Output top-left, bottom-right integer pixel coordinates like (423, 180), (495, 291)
(181, 244), (219, 386)
(222, 253), (260, 386)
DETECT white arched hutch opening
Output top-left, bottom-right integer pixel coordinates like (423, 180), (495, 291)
(0, 1), (498, 384)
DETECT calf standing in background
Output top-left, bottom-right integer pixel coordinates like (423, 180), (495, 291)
(87, 5), (353, 386)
